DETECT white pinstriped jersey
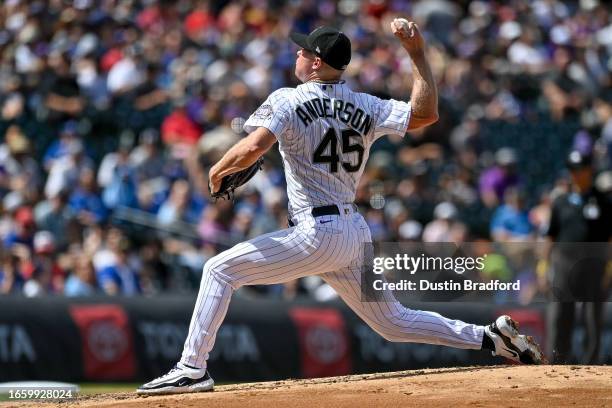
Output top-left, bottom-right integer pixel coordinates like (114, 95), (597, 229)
(244, 81), (411, 213)
(179, 84), (486, 374)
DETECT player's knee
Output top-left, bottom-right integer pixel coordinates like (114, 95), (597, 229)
(368, 321), (403, 342)
(201, 258), (222, 281)
(377, 330), (401, 342)
(202, 260), (214, 276)
(371, 312), (407, 341)
(201, 257), (238, 288)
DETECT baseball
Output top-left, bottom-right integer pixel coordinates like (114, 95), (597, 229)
(393, 18), (410, 32)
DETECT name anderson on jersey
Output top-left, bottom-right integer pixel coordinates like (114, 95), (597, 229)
(295, 97), (373, 135)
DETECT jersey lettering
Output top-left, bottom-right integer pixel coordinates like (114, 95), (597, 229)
(296, 97), (372, 136)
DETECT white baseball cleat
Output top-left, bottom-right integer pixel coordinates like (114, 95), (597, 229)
(484, 315), (546, 364)
(137, 362), (214, 395)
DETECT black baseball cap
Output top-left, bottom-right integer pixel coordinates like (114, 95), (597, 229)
(290, 26), (351, 71)
(566, 150), (592, 170)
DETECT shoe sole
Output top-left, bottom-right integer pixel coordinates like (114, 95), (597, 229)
(497, 316), (547, 364)
(137, 378), (214, 395)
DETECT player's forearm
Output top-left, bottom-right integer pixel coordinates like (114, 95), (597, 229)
(391, 19), (438, 129)
(407, 50), (438, 126)
(211, 138), (263, 181)
(210, 127), (276, 183)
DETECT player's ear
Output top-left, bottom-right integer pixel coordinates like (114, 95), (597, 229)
(312, 57), (322, 70)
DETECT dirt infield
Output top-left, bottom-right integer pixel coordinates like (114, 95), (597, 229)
(3, 365), (611, 408)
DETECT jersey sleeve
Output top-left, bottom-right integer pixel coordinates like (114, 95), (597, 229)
(243, 88), (292, 139)
(371, 97), (411, 141)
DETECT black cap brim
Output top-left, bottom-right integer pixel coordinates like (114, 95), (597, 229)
(290, 32), (313, 52)
(567, 162), (592, 170)
(566, 150), (592, 169)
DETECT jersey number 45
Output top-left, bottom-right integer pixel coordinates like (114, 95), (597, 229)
(313, 128), (364, 173)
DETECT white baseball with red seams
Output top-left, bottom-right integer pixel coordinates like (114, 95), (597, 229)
(179, 80), (486, 370)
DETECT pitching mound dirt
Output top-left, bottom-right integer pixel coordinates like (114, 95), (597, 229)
(4, 365), (611, 408)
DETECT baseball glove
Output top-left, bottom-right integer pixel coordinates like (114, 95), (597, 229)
(209, 157), (264, 201)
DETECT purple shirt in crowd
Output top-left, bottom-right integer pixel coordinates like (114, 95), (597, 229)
(479, 167), (521, 201)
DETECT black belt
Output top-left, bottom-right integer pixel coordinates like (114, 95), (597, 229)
(288, 205), (342, 227)
(311, 205), (340, 217)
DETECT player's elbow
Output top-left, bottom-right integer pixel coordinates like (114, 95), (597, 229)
(407, 112), (438, 130)
(246, 127), (277, 157)
(425, 111), (439, 125)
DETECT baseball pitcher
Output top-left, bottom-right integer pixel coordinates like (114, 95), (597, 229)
(138, 19), (544, 394)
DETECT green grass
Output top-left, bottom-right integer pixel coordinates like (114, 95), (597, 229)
(78, 383), (141, 394)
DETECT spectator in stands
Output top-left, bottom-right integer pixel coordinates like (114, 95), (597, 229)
(157, 178), (202, 225)
(479, 148), (522, 208)
(542, 47), (588, 121)
(22, 267), (49, 297)
(138, 239), (171, 293)
(384, 200), (411, 241)
(4, 207), (36, 250)
(96, 237), (141, 296)
(98, 132), (134, 189)
(198, 200), (234, 250)
(0, 191), (24, 241)
(1, 92), (25, 123)
(490, 188), (534, 242)
(131, 128), (166, 183)
(134, 64), (168, 112)
(248, 188), (287, 237)
(64, 254), (97, 297)
(43, 121), (80, 171)
(45, 139), (94, 199)
(68, 167), (108, 226)
(34, 189), (73, 250)
(0, 251), (22, 294)
(423, 202), (465, 243)
(0, 125), (42, 200)
(593, 91), (612, 167)
(99, 134), (139, 210)
(398, 220), (424, 242)
(32, 231), (65, 294)
(529, 189), (554, 236)
(107, 46), (144, 96)
(161, 103), (202, 150)
(42, 52), (85, 121)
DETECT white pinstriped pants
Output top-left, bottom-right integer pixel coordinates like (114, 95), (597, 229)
(180, 204), (485, 369)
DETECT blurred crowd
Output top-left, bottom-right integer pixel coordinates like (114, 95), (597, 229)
(0, 0), (610, 299)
